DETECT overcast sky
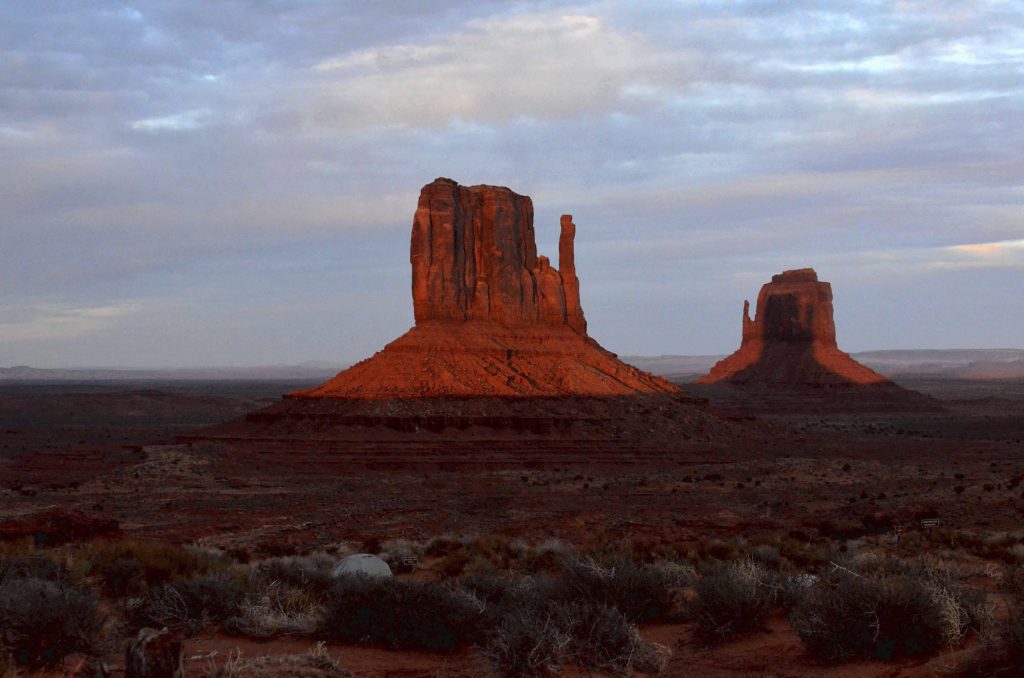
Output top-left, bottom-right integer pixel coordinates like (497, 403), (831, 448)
(2, 1), (1022, 367)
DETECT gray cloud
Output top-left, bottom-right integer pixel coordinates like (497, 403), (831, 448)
(1, 1), (1021, 366)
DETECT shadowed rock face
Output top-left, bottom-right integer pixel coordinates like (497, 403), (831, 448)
(698, 268), (887, 386)
(295, 178), (675, 398)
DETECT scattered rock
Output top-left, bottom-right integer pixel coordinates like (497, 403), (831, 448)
(124, 627), (184, 678)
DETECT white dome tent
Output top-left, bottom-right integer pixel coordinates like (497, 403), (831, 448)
(330, 553), (393, 578)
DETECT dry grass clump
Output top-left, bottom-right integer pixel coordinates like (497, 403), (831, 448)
(689, 558), (780, 645)
(789, 556), (988, 662)
(206, 643), (351, 678)
(126, 569), (251, 636)
(227, 576), (322, 639)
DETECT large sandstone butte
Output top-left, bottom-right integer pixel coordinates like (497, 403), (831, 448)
(195, 179), (730, 460)
(697, 268), (888, 386)
(295, 178), (676, 398)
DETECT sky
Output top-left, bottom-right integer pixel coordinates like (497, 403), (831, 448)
(2, 1), (1022, 368)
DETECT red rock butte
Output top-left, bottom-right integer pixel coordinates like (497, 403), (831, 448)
(697, 268), (888, 386)
(294, 178), (677, 398)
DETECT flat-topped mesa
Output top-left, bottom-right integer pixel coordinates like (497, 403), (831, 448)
(411, 178), (586, 333)
(698, 268), (887, 386)
(747, 268), (837, 345)
(293, 178), (674, 398)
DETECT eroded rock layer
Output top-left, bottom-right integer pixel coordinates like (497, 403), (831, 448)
(698, 269), (888, 386)
(297, 178), (676, 398)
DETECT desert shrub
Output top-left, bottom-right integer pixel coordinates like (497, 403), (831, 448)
(480, 603), (572, 677)
(958, 566), (1024, 676)
(0, 552), (71, 584)
(689, 559), (779, 644)
(480, 599), (669, 677)
(424, 535), (462, 558)
(558, 556), (688, 623)
(206, 643), (351, 678)
(0, 576), (102, 670)
(127, 569), (250, 635)
(86, 539), (222, 597)
(254, 553), (335, 595)
(789, 558), (985, 662)
(227, 576), (322, 639)
(316, 576), (483, 652)
(379, 539), (419, 575)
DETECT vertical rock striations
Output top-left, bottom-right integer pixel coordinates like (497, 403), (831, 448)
(295, 178), (674, 398)
(698, 268), (887, 386)
(411, 178), (586, 331)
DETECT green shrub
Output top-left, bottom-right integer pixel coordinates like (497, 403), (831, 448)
(689, 559), (779, 644)
(317, 576), (483, 652)
(0, 576), (102, 670)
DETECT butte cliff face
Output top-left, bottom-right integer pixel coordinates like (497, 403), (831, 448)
(697, 268), (887, 386)
(411, 179), (587, 333)
(294, 178), (675, 398)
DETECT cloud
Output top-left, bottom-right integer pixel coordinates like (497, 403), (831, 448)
(301, 12), (690, 130)
(0, 1), (1021, 363)
(0, 303), (139, 342)
(131, 109), (213, 132)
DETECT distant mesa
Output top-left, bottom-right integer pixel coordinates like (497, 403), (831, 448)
(295, 178), (676, 398)
(697, 268), (889, 386)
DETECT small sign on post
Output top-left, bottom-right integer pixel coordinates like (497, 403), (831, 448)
(920, 518), (941, 529)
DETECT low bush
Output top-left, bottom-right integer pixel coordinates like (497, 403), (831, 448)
(480, 597), (669, 677)
(127, 570), (250, 635)
(0, 575), (103, 670)
(253, 553), (335, 595)
(789, 558), (985, 662)
(227, 576), (322, 639)
(560, 556), (689, 623)
(958, 565), (1024, 676)
(317, 576), (483, 652)
(0, 552), (71, 584)
(86, 539), (223, 597)
(689, 559), (779, 645)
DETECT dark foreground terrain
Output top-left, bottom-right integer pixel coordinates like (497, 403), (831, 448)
(1, 377), (1023, 676)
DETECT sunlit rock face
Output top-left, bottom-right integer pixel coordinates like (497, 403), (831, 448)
(411, 178), (587, 333)
(698, 268), (888, 386)
(295, 178), (675, 398)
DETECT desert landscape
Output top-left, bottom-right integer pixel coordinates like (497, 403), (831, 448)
(2, 178), (1022, 677)
(4, 3), (1022, 677)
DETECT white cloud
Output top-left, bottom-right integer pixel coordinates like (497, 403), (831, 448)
(300, 12), (690, 130)
(131, 109), (213, 132)
(0, 303), (139, 342)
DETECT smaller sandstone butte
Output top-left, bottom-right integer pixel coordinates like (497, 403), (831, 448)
(295, 178), (674, 398)
(697, 268), (887, 386)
